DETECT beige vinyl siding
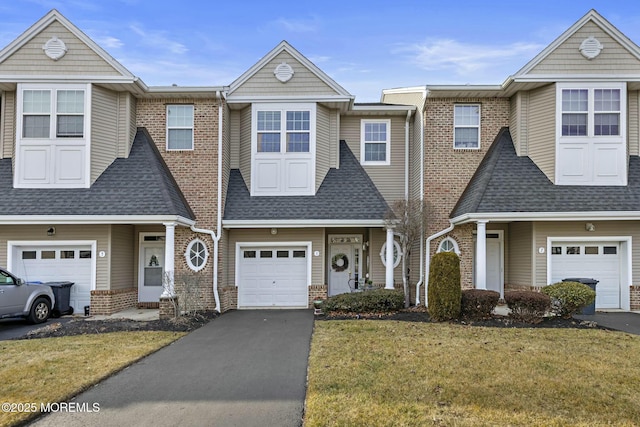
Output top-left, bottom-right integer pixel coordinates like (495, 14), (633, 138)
(1, 91), (16, 159)
(0, 224), (111, 290)
(340, 115), (405, 203)
(0, 21), (122, 76)
(532, 221), (640, 287)
(629, 90), (639, 157)
(316, 104), (331, 190)
(227, 228), (325, 286)
(369, 228), (403, 285)
(330, 111), (339, 168)
(109, 225), (134, 290)
(116, 92), (137, 158)
(529, 21), (640, 75)
(527, 84), (556, 182)
(90, 85), (118, 183)
(507, 222), (533, 286)
(233, 51), (338, 97)
(221, 103), (231, 231)
(229, 109), (240, 168)
(509, 92), (529, 156)
(239, 106), (251, 189)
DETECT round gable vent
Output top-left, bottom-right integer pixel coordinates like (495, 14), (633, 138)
(274, 62), (294, 83)
(579, 36), (603, 59)
(43, 37), (68, 61)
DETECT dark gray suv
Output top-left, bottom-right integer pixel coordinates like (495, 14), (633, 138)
(0, 267), (55, 323)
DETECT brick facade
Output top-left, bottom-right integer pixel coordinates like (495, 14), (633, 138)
(90, 288), (137, 315)
(631, 286), (640, 310)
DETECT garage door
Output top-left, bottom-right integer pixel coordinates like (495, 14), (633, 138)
(238, 247), (308, 308)
(12, 245), (93, 313)
(550, 242), (620, 309)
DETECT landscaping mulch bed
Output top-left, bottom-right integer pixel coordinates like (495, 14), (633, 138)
(20, 311), (218, 339)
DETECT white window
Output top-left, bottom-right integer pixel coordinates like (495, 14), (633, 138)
(437, 237), (460, 255)
(454, 104), (480, 149)
(361, 119), (391, 165)
(185, 239), (208, 272)
(251, 103), (316, 196)
(556, 83), (626, 186)
(15, 84), (90, 188)
(379, 240), (401, 268)
(167, 105), (194, 150)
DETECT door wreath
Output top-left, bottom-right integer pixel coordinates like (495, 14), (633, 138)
(331, 253), (349, 272)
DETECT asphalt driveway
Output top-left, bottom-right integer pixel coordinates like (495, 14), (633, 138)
(0, 317), (71, 341)
(30, 309), (315, 427)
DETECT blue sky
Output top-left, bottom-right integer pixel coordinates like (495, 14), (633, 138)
(1, 0), (640, 101)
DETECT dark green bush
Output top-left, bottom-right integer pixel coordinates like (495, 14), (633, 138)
(428, 251), (461, 321)
(460, 289), (500, 320)
(321, 289), (404, 314)
(541, 281), (596, 318)
(504, 291), (551, 324)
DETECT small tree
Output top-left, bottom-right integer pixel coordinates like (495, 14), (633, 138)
(384, 199), (428, 308)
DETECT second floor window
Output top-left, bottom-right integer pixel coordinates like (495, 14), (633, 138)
(23, 89), (85, 138)
(257, 110), (310, 153)
(167, 105), (194, 150)
(561, 88), (620, 136)
(361, 119), (391, 165)
(454, 104), (480, 149)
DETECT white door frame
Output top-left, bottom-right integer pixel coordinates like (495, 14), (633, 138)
(546, 236), (631, 311)
(7, 240), (97, 292)
(328, 234), (363, 295)
(235, 241), (312, 309)
(138, 233), (166, 302)
(472, 230), (504, 297)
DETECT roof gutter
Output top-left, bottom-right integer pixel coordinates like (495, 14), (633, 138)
(451, 211), (640, 224)
(190, 90), (225, 313)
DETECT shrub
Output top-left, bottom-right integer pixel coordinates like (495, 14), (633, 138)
(321, 289), (404, 314)
(504, 291), (551, 324)
(460, 289), (500, 320)
(542, 281), (596, 318)
(428, 251), (461, 321)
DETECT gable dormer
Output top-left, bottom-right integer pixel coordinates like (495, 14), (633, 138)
(509, 10), (640, 186)
(227, 41), (353, 196)
(0, 10), (142, 189)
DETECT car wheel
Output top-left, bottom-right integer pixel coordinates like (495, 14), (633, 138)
(28, 298), (51, 324)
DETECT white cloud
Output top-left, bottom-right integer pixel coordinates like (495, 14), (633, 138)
(272, 17), (319, 33)
(129, 24), (188, 55)
(398, 38), (543, 77)
(95, 36), (123, 49)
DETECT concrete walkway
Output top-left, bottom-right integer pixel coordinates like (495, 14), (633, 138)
(31, 310), (314, 427)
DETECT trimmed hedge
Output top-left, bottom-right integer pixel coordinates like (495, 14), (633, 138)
(460, 289), (500, 320)
(428, 251), (461, 321)
(321, 289), (404, 314)
(504, 291), (551, 324)
(542, 281), (596, 318)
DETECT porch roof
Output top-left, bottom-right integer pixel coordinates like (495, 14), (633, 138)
(451, 128), (640, 218)
(0, 128), (195, 220)
(223, 141), (391, 222)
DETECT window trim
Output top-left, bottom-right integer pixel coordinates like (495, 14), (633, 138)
(360, 119), (391, 165)
(185, 238), (208, 272)
(437, 237), (460, 255)
(453, 104), (481, 149)
(166, 104), (194, 151)
(379, 240), (402, 268)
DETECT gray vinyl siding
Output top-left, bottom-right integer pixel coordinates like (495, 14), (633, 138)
(508, 222), (533, 286)
(1, 91), (16, 159)
(369, 228), (403, 285)
(239, 106), (251, 189)
(227, 228), (325, 286)
(230, 109), (240, 169)
(316, 104), (331, 190)
(339, 115), (405, 203)
(109, 225), (135, 290)
(629, 90), (639, 157)
(527, 84), (556, 182)
(529, 21), (640, 75)
(90, 85), (118, 184)
(0, 224), (111, 290)
(533, 221), (640, 287)
(0, 21), (121, 76)
(233, 51), (337, 97)
(509, 92), (530, 156)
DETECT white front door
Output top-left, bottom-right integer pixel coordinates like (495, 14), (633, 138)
(138, 236), (165, 303)
(328, 243), (362, 296)
(486, 236), (503, 297)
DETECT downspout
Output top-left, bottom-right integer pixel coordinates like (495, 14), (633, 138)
(405, 109), (410, 199)
(190, 90), (224, 313)
(415, 88), (427, 305)
(423, 222), (455, 306)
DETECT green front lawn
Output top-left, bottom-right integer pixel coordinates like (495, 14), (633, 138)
(305, 321), (640, 426)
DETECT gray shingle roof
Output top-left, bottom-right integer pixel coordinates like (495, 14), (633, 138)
(451, 128), (640, 217)
(0, 128), (195, 219)
(224, 141), (391, 221)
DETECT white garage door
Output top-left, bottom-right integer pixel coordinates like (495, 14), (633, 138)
(12, 245), (93, 313)
(550, 242), (620, 309)
(238, 247), (308, 308)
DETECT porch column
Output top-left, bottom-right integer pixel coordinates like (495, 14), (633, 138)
(161, 222), (176, 297)
(385, 228), (395, 289)
(476, 221), (487, 290)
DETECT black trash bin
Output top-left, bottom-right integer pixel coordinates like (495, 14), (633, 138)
(562, 278), (598, 315)
(46, 281), (75, 317)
